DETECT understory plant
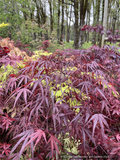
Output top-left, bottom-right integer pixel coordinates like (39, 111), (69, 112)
(0, 38), (120, 160)
(39, 40), (51, 51)
(14, 40), (33, 57)
(81, 24), (120, 44)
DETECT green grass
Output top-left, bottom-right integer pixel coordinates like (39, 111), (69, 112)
(47, 40), (74, 53)
(80, 41), (93, 49)
(106, 42), (120, 52)
(47, 41), (93, 52)
(64, 41), (74, 49)
(80, 41), (120, 52)
(31, 40), (120, 54)
(106, 42), (119, 47)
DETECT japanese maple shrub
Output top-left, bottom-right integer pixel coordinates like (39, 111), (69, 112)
(0, 40), (120, 160)
(39, 40), (51, 51)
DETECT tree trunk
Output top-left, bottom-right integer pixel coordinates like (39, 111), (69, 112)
(99, 0), (105, 47)
(48, 0), (53, 34)
(74, 0), (79, 49)
(12, 0), (15, 16)
(96, 0), (101, 44)
(15, 1), (21, 40)
(57, 0), (60, 43)
(79, 0), (88, 47)
(101, 0), (108, 47)
(66, 2), (72, 43)
(86, 3), (90, 43)
(92, 0), (101, 45)
(21, 0), (28, 21)
(116, 0), (120, 33)
(3, 0), (11, 39)
(92, 0), (96, 45)
(33, 0), (41, 27)
(60, 0), (64, 43)
(101, 0), (104, 24)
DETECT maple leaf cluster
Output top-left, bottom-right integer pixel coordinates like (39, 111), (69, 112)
(0, 37), (120, 159)
(39, 40), (51, 51)
(81, 25), (120, 43)
(0, 46), (10, 57)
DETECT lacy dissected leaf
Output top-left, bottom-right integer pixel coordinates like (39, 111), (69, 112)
(95, 87), (108, 102)
(47, 135), (62, 157)
(25, 129), (47, 150)
(87, 61), (100, 71)
(0, 55), (21, 66)
(16, 75), (31, 87)
(7, 87), (32, 109)
(30, 79), (44, 96)
(2, 113), (15, 131)
(88, 114), (109, 136)
(77, 81), (93, 96)
(10, 129), (34, 159)
(0, 36), (120, 159)
(0, 143), (11, 156)
(100, 100), (110, 115)
(4, 77), (17, 94)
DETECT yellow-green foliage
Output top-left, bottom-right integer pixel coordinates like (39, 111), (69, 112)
(31, 66), (118, 109)
(16, 61), (26, 68)
(34, 50), (53, 56)
(51, 71), (118, 107)
(63, 66), (77, 72)
(30, 50), (53, 61)
(40, 78), (82, 107)
(0, 22), (9, 28)
(81, 72), (119, 97)
(50, 81), (88, 108)
(62, 132), (80, 157)
(0, 61), (26, 83)
(0, 64), (18, 82)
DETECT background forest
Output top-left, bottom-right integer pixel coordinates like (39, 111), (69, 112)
(0, 0), (120, 160)
(0, 0), (120, 49)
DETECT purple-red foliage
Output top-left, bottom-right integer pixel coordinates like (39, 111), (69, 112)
(0, 46), (10, 67)
(14, 40), (30, 48)
(14, 40), (33, 56)
(0, 45), (120, 159)
(0, 46), (10, 57)
(81, 24), (104, 34)
(81, 25), (120, 44)
(39, 40), (51, 51)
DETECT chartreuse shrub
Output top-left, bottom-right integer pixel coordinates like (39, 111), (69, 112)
(0, 64), (18, 82)
(0, 61), (26, 83)
(0, 44), (120, 160)
(33, 50), (53, 58)
(0, 22), (10, 38)
(0, 22), (9, 28)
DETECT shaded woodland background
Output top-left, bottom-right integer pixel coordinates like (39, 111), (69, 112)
(0, 0), (120, 49)
(0, 1), (120, 160)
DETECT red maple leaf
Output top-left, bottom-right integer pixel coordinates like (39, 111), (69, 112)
(25, 129), (47, 150)
(2, 113), (15, 131)
(0, 143), (11, 156)
(116, 134), (120, 142)
(47, 135), (62, 157)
